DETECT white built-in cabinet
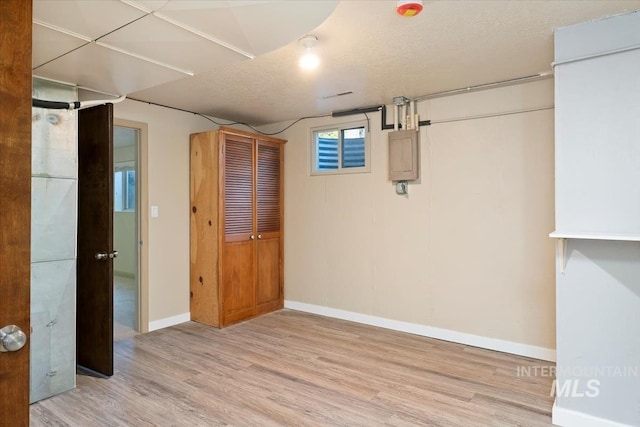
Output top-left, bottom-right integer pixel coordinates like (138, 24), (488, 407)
(551, 11), (640, 427)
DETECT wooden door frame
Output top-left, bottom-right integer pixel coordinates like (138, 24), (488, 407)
(114, 118), (149, 333)
(0, 0), (32, 424)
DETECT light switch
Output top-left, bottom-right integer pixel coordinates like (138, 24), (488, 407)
(151, 205), (159, 218)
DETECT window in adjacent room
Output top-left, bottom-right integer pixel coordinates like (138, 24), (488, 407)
(311, 120), (370, 175)
(114, 162), (135, 212)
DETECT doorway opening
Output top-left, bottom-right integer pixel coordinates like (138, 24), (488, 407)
(113, 119), (149, 340)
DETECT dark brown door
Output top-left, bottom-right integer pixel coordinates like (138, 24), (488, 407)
(77, 104), (114, 377)
(0, 1), (32, 424)
(221, 134), (256, 325)
(256, 141), (283, 314)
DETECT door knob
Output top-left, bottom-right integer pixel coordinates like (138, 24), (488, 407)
(257, 234), (262, 239)
(0, 325), (27, 352)
(250, 235), (255, 240)
(95, 251), (118, 260)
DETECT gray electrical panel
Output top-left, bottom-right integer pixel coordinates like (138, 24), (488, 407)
(388, 129), (419, 181)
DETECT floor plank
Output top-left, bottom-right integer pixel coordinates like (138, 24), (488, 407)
(31, 309), (554, 426)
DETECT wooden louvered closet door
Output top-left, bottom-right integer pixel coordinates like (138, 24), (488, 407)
(256, 141), (283, 314)
(190, 127), (284, 328)
(221, 134), (256, 325)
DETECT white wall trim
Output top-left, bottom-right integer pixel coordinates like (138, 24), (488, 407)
(284, 300), (556, 362)
(552, 400), (633, 427)
(148, 312), (191, 332)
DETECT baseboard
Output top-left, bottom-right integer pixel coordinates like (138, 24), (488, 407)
(552, 400), (633, 427)
(284, 300), (556, 362)
(148, 312), (191, 332)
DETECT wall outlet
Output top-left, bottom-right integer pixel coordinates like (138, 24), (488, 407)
(151, 205), (159, 218)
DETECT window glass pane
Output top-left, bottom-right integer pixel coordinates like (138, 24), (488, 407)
(126, 170), (135, 210)
(315, 130), (338, 170)
(341, 127), (365, 168)
(114, 171), (123, 211)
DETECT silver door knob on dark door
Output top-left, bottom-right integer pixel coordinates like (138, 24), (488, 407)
(95, 250), (118, 260)
(0, 325), (27, 352)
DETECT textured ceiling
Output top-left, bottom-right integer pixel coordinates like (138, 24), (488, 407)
(33, 0), (640, 125)
(33, 0), (339, 96)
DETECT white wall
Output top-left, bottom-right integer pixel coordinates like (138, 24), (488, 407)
(277, 79), (556, 354)
(113, 79), (556, 357)
(114, 100), (215, 324)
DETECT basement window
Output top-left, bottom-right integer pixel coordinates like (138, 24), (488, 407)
(311, 120), (370, 175)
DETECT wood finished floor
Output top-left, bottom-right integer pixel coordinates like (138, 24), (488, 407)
(30, 310), (555, 426)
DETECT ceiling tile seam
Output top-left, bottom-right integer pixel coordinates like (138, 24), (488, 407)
(33, 12), (154, 71)
(33, 74), (124, 99)
(32, 41), (92, 71)
(32, 23), (92, 71)
(33, 20), (92, 42)
(119, 0), (154, 14)
(95, 41), (194, 76)
(33, 74), (80, 91)
(151, 11), (255, 59)
(92, 13), (150, 43)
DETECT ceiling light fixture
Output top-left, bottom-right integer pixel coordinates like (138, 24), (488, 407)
(396, 0), (423, 17)
(299, 35), (319, 70)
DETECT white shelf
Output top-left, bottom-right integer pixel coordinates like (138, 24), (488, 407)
(549, 231), (640, 242)
(550, 231), (640, 274)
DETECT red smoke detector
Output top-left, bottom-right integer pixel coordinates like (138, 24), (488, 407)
(396, 0), (423, 17)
